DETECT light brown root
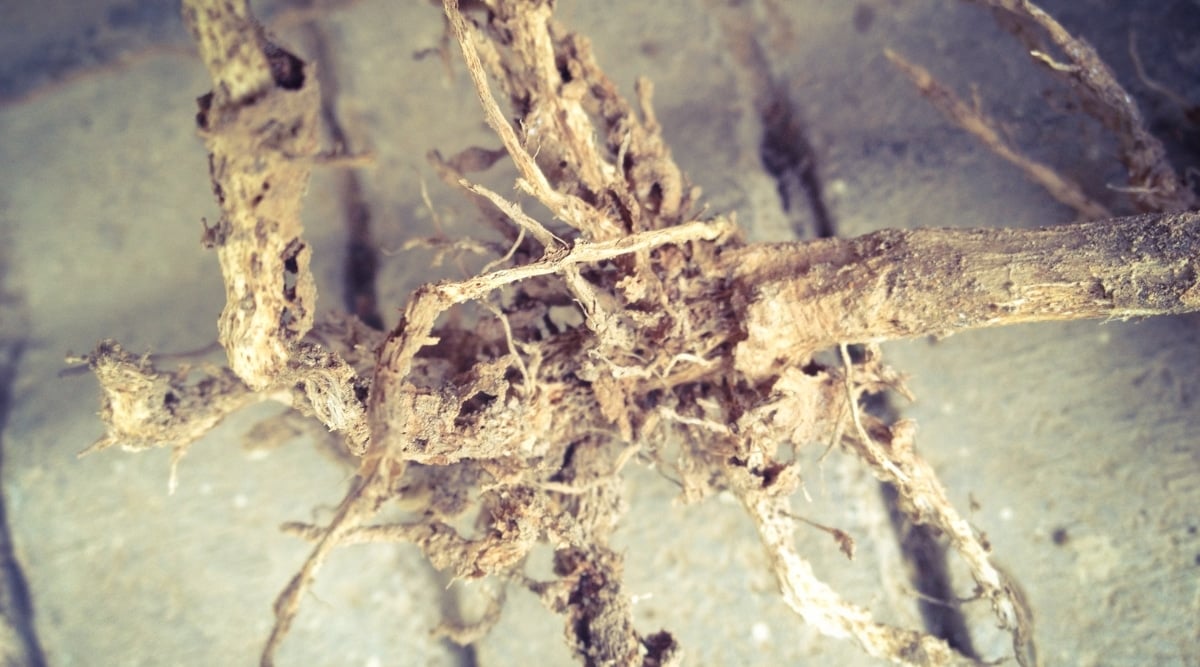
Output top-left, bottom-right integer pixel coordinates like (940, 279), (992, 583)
(78, 340), (266, 492)
(885, 49), (1111, 220)
(184, 0), (322, 388)
(730, 210), (1200, 381)
(825, 349), (1034, 663)
(966, 0), (1195, 213)
(442, 0), (619, 239)
(82, 1), (1200, 665)
(738, 487), (977, 666)
(262, 455), (395, 667)
(836, 409), (1036, 665)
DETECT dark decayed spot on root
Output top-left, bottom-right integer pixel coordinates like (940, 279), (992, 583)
(800, 359), (824, 376)
(549, 439), (580, 485)
(281, 239), (303, 302)
(647, 182), (665, 214)
(635, 388), (663, 411)
(203, 153), (226, 207)
(263, 42), (305, 90)
(196, 92), (214, 130)
(642, 631), (679, 665)
(455, 392), (498, 427)
(252, 179), (269, 207)
(757, 460), (788, 488)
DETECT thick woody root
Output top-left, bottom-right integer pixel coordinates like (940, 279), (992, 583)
(728, 210), (1200, 380)
(86, 207), (1200, 660)
(184, 0), (320, 388)
(184, 0), (374, 455)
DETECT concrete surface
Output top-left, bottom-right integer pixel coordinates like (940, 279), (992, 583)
(1, 0), (1197, 665)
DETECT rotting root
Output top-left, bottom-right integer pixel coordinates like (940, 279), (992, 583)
(81, 1), (1197, 666)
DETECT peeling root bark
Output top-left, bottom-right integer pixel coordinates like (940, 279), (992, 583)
(731, 211), (1200, 380)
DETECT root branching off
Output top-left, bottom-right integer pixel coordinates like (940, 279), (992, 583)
(79, 1), (1196, 666)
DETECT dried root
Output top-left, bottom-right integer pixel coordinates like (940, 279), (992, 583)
(884, 49), (1111, 220)
(976, 0), (1194, 213)
(77, 340), (264, 493)
(81, 1), (1199, 666)
(895, 0), (1196, 216)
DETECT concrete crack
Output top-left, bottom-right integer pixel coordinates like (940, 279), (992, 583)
(301, 21), (385, 330)
(709, 0), (834, 240)
(0, 264), (46, 666)
(757, 90), (835, 240)
(866, 392), (980, 661)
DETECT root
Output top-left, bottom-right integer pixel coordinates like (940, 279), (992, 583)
(885, 49), (1111, 220)
(738, 488), (977, 666)
(82, 1), (1198, 665)
(964, 0), (1195, 213)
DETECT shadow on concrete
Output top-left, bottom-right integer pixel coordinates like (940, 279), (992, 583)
(0, 238), (46, 667)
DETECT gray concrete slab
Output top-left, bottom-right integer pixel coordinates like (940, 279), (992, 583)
(1, 1), (1196, 665)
